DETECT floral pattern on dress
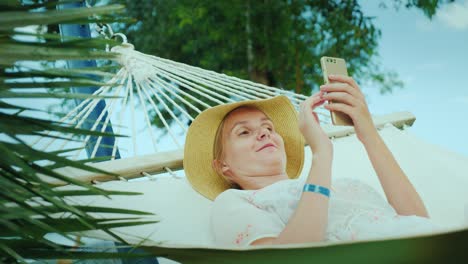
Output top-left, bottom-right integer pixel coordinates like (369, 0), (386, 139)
(213, 177), (439, 247)
(235, 224), (253, 245)
(247, 178), (434, 242)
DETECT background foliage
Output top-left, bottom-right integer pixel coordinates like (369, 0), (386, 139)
(111, 0), (453, 96)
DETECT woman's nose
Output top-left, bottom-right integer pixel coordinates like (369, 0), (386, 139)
(257, 127), (271, 140)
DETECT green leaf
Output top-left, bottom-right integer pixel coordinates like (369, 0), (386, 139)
(0, 0), (22, 9)
(0, 43), (118, 65)
(0, 112), (126, 139)
(0, 242), (26, 263)
(1, 67), (116, 79)
(2, 34), (119, 49)
(21, 205), (154, 216)
(52, 190), (143, 197)
(0, 92), (120, 100)
(2, 80), (115, 89)
(0, 5), (126, 30)
(0, 218), (158, 237)
(0, 100), (32, 111)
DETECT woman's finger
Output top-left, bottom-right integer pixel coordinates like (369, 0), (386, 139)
(328, 74), (361, 92)
(305, 96), (326, 112)
(311, 92), (323, 102)
(313, 98), (326, 108)
(324, 102), (354, 119)
(302, 94), (320, 110)
(312, 112), (319, 123)
(320, 82), (364, 102)
(299, 96), (324, 125)
(322, 91), (357, 107)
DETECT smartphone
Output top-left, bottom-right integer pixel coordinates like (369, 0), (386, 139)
(320, 56), (354, 126)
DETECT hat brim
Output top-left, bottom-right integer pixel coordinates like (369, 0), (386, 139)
(184, 95), (305, 200)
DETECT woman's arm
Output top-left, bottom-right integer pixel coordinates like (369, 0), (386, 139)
(321, 74), (428, 218)
(360, 130), (429, 217)
(252, 149), (333, 245)
(275, 150), (333, 244)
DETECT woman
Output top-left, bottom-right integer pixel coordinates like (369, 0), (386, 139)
(184, 74), (439, 247)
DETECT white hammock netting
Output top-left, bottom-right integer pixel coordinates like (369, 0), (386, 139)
(30, 41), (468, 262)
(31, 43), (314, 161)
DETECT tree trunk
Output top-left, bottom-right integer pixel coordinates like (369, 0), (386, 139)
(295, 42), (303, 94)
(245, 0), (254, 79)
(251, 69), (270, 85)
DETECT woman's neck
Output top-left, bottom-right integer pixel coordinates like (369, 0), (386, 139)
(236, 173), (290, 190)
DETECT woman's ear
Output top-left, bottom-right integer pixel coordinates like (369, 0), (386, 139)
(213, 159), (232, 177)
(221, 162), (231, 175)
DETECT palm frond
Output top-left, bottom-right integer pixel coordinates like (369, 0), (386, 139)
(0, 1), (156, 262)
(0, 4), (126, 30)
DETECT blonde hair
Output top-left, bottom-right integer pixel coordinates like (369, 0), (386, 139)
(212, 105), (260, 190)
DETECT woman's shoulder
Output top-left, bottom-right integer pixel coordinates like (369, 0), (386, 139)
(213, 188), (248, 206)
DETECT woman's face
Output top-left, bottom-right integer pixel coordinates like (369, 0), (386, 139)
(219, 107), (287, 179)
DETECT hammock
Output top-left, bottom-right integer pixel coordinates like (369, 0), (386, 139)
(35, 40), (468, 262)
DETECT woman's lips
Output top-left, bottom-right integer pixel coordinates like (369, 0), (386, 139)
(262, 145), (276, 151)
(257, 144), (276, 151)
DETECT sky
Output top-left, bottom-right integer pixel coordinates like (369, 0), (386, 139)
(359, 0), (468, 157)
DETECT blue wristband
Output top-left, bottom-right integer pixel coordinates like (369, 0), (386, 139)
(303, 184), (330, 198)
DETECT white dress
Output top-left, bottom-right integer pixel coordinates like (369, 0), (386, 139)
(210, 177), (441, 247)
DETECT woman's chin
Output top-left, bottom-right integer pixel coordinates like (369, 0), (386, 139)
(256, 158), (285, 169)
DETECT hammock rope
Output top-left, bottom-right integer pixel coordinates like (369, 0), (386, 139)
(32, 42), (337, 162)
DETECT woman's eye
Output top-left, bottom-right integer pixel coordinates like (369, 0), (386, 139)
(239, 131), (249, 135)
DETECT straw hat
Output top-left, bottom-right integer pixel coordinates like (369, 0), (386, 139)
(184, 95), (305, 201)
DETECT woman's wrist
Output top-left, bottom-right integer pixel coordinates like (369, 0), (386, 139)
(360, 129), (381, 149)
(311, 146), (333, 160)
(356, 120), (379, 143)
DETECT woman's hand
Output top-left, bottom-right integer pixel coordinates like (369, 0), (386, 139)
(298, 92), (332, 154)
(320, 74), (377, 144)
